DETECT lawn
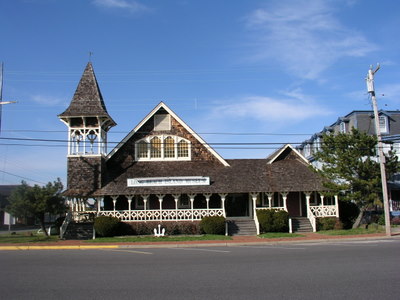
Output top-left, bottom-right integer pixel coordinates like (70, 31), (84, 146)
(258, 232), (305, 239)
(317, 227), (385, 236)
(0, 233), (59, 243)
(86, 234), (232, 243)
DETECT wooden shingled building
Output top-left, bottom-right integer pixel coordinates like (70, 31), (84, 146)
(59, 63), (339, 235)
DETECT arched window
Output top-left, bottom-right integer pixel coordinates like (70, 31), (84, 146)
(135, 135), (191, 161)
(164, 136), (175, 158)
(150, 137), (161, 158)
(137, 140), (148, 158)
(177, 140), (189, 158)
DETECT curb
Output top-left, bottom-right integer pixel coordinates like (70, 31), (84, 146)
(0, 234), (398, 250)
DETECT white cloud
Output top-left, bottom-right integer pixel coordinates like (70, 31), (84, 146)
(92, 0), (148, 13)
(32, 95), (65, 106)
(244, 0), (377, 80)
(210, 91), (332, 126)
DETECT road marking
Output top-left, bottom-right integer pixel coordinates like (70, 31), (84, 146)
(172, 248), (230, 253)
(98, 249), (153, 255)
(236, 245), (306, 250)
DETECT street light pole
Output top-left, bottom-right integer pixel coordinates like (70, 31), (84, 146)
(0, 62), (17, 133)
(366, 64), (391, 236)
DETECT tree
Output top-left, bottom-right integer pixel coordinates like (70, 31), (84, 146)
(313, 128), (399, 228)
(7, 179), (66, 236)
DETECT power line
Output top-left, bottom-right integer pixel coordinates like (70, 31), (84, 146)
(0, 169), (46, 185)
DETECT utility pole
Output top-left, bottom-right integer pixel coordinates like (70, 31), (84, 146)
(0, 62), (17, 133)
(366, 64), (391, 236)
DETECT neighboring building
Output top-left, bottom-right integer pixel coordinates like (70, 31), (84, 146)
(297, 110), (400, 214)
(58, 63), (339, 234)
(0, 185), (18, 225)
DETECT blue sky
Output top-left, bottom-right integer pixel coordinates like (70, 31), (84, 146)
(0, 0), (400, 186)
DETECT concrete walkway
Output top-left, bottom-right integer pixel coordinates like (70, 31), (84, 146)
(1, 231), (399, 250)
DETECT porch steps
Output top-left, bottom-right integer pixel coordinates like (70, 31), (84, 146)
(291, 217), (313, 233)
(63, 222), (94, 240)
(228, 219), (257, 236)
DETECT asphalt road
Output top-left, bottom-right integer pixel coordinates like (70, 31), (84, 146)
(0, 238), (399, 300)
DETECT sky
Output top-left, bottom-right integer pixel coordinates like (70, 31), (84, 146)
(0, 0), (400, 187)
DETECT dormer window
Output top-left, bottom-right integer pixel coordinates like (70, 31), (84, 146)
(135, 135), (191, 161)
(379, 116), (388, 133)
(340, 121), (346, 133)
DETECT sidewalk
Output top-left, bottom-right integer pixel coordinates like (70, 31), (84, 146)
(1, 231), (399, 250)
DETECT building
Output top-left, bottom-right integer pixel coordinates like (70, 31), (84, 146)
(297, 110), (400, 214)
(58, 63), (339, 235)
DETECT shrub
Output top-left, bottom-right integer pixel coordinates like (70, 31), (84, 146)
(94, 216), (120, 237)
(317, 217), (342, 231)
(391, 216), (400, 225)
(339, 201), (359, 229)
(257, 209), (289, 233)
(126, 221), (201, 236)
(200, 216), (226, 235)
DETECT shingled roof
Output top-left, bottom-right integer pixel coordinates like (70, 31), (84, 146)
(58, 62), (116, 125)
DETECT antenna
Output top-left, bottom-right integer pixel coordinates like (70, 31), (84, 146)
(89, 51), (94, 62)
(0, 63), (17, 134)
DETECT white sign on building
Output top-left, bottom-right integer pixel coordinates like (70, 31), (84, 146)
(127, 176), (210, 187)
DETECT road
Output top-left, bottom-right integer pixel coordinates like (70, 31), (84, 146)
(0, 238), (399, 300)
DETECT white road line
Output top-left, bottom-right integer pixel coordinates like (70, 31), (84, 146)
(172, 248), (230, 253)
(236, 245), (306, 250)
(98, 249), (153, 255)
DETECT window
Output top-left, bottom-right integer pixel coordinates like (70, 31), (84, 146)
(164, 136), (175, 158)
(177, 140), (189, 158)
(137, 140), (148, 158)
(135, 135), (191, 161)
(379, 116), (388, 133)
(340, 122), (346, 133)
(150, 137), (162, 158)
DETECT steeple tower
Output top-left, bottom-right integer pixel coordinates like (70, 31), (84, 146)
(59, 62), (116, 156)
(59, 62), (116, 197)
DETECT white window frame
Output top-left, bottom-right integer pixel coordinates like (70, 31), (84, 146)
(340, 122), (346, 133)
(135, 135), (191, 161)
(379, 116), (388, 133)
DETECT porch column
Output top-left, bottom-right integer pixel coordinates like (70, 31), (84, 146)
(96, 198), (101, 215)
(157, 194), (165, 222)
(334, 195), (339, 217)
(204, 193), (212, 216)
(266, 192), (273, 208)
(127, 195), (133, 221)
(82, 198), (86, 212)
(219, 193), (228, 218)
(112, 196), (118, 217)
(173, 194), (180, 221)
(188, 194), (196, 221)
(141, 194), (149, 222)
(250, 193), (258, 220)
(321, 194), (325, 206)
(281, 192), (288, 212)
(305, 192), (312, 218)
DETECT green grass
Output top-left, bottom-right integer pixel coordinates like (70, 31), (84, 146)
(86, 234), (232, 243)
(0, 233), (59, 243)
(258, 232), (305, 239)
(317, 227), (384, 236)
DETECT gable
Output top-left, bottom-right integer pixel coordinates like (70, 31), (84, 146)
(107, 102), (229, 166)
(267, 144), (309, 165)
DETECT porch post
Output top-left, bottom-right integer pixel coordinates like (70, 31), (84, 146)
(219, 193), (228, 218)
(173, 194), (180, 221)
(141, 194), (149, 222)
(112, 196), (118, 217)
(188, 194), (196, 221)
(321, 194), (325, 206)
(157, 194), (165, 222)
(305, 192), (311, 218)
(82, 198), (86, 212)
(334, 195), (339, 217)
(204, 193), (212, 216)
(127, 195), (133, 221)
(266, 192), (273, 208)
(250, 193), (258, 219)
(281, 192), (288, 212)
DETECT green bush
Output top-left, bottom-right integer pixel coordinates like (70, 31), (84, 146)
(317, 217), (343, 231)
(200, 216), (226, 235)
(94, 216), (120, 237)
(257, 209), (289, 233)
(126, 221), (201, 236)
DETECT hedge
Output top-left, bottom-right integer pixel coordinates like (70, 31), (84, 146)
(256, 209), (289, 233)
(94, 216), (120, 237)
(200, 216), (226, 235)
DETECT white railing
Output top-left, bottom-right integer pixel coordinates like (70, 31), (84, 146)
(307, 207), (317, 232)
(309, 205), (338, 217)
(255, 207), (286, 211)
(60, 211), (72, 239)
(94, 208), (224, 222)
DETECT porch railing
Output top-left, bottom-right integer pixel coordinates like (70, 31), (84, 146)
(309, 205), (338, 217)
(80, 208), (225, 222)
